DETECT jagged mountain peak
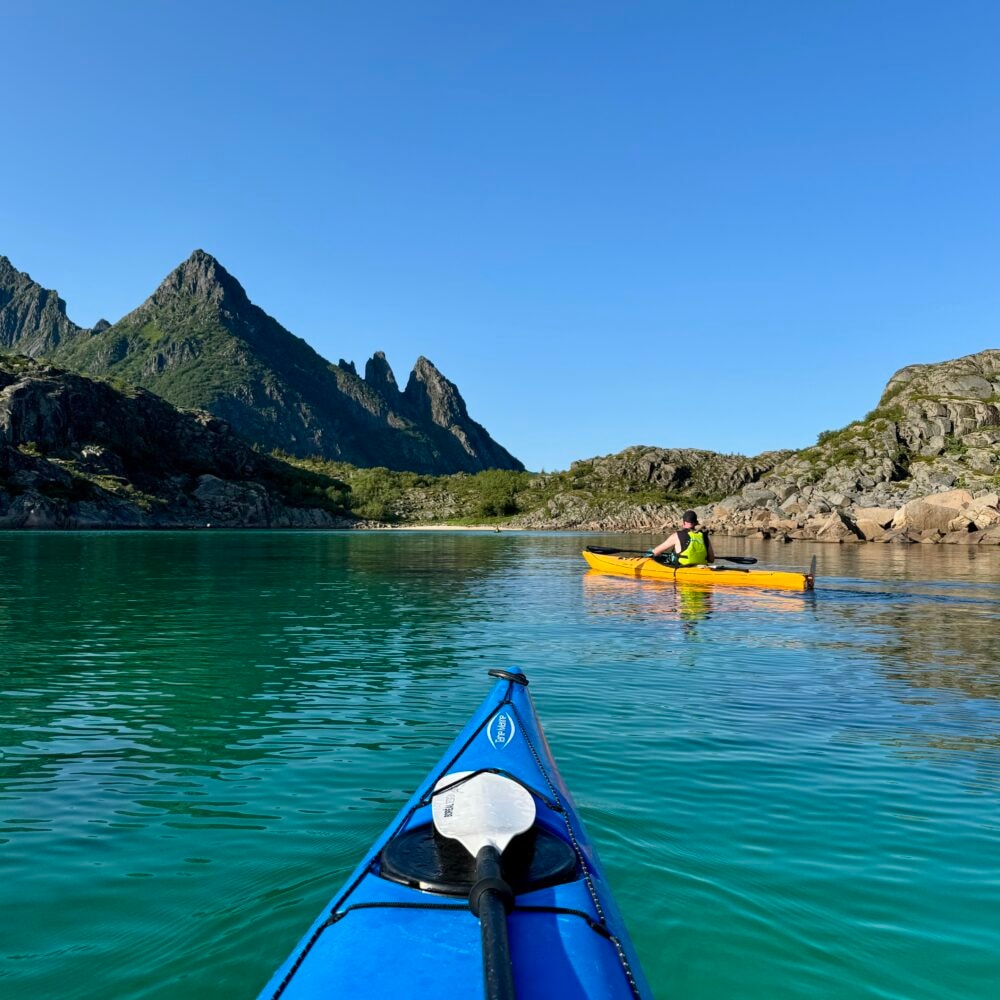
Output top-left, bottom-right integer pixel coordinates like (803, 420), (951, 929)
(400, 356), (523, 470)
(1, 255), (44, 295)
(364, 351), (399, 396)
(413, 355), (441, 376)
(405, 355), (469, 425)
(0, 254), (81, 355)
(0, 255), (20, 280)
(145, 249), (252, 316)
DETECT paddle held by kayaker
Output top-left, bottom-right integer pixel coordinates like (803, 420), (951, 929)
(647, 510), (715, 566)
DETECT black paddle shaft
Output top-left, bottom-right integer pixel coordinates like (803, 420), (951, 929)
(473, 845), (517, 1000)
(585, 545), (757, 565)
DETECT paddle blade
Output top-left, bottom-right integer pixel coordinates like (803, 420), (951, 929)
(432, 771), (536, 857)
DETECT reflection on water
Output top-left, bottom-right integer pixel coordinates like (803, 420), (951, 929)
(583, 570), (816, 626)
(583, 572), (720, 642)
(1, 532), (1000, 999)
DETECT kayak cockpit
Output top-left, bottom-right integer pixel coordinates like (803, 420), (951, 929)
(381, 816), (578, 896)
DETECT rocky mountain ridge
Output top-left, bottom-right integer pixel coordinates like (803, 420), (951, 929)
(0, 256), (88, 355)
(508, 446), (791, 529)
(0, 251), (522, 475)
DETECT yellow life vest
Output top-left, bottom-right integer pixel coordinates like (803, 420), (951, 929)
(677, 529), (709, 566)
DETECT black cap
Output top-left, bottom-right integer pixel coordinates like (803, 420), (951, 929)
(682, 510), (698, 525)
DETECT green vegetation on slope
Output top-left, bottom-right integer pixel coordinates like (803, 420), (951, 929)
(53, 312), (255, 408)
(275, 454), (725, 524)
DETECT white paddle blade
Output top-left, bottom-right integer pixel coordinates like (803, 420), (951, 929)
(432, 771), (536, 857)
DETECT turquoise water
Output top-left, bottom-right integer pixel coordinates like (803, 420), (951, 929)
(1, 531), (999, 999)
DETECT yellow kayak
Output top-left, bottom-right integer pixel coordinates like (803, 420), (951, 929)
(581, 548), (815, 591)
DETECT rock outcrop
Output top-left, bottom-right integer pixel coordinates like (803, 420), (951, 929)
(572, 446), (790, 497)
(700, 350), (1000, 544)
(509, 446), (789, 529)
(0, 354), (354, 528)
(1, 251), (522, 475)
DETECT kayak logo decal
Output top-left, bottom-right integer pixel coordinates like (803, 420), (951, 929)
(487, 711), (517, 750)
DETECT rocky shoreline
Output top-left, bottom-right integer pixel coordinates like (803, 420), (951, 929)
(702, 487), (1000, 545)
(497, 487), (1000, 545)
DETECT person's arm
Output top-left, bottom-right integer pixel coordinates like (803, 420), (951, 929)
(706, 533), (715, 563)
(651, 532), (679, 557)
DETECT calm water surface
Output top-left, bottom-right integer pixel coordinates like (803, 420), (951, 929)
(1, 532), (999, 999)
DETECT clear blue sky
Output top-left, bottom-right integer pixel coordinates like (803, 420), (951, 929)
(3, 1), (998, 472)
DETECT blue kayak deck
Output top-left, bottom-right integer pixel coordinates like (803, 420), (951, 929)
(257, 668), (651, 999)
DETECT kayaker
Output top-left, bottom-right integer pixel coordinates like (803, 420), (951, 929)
(647, 510), (715, 566)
